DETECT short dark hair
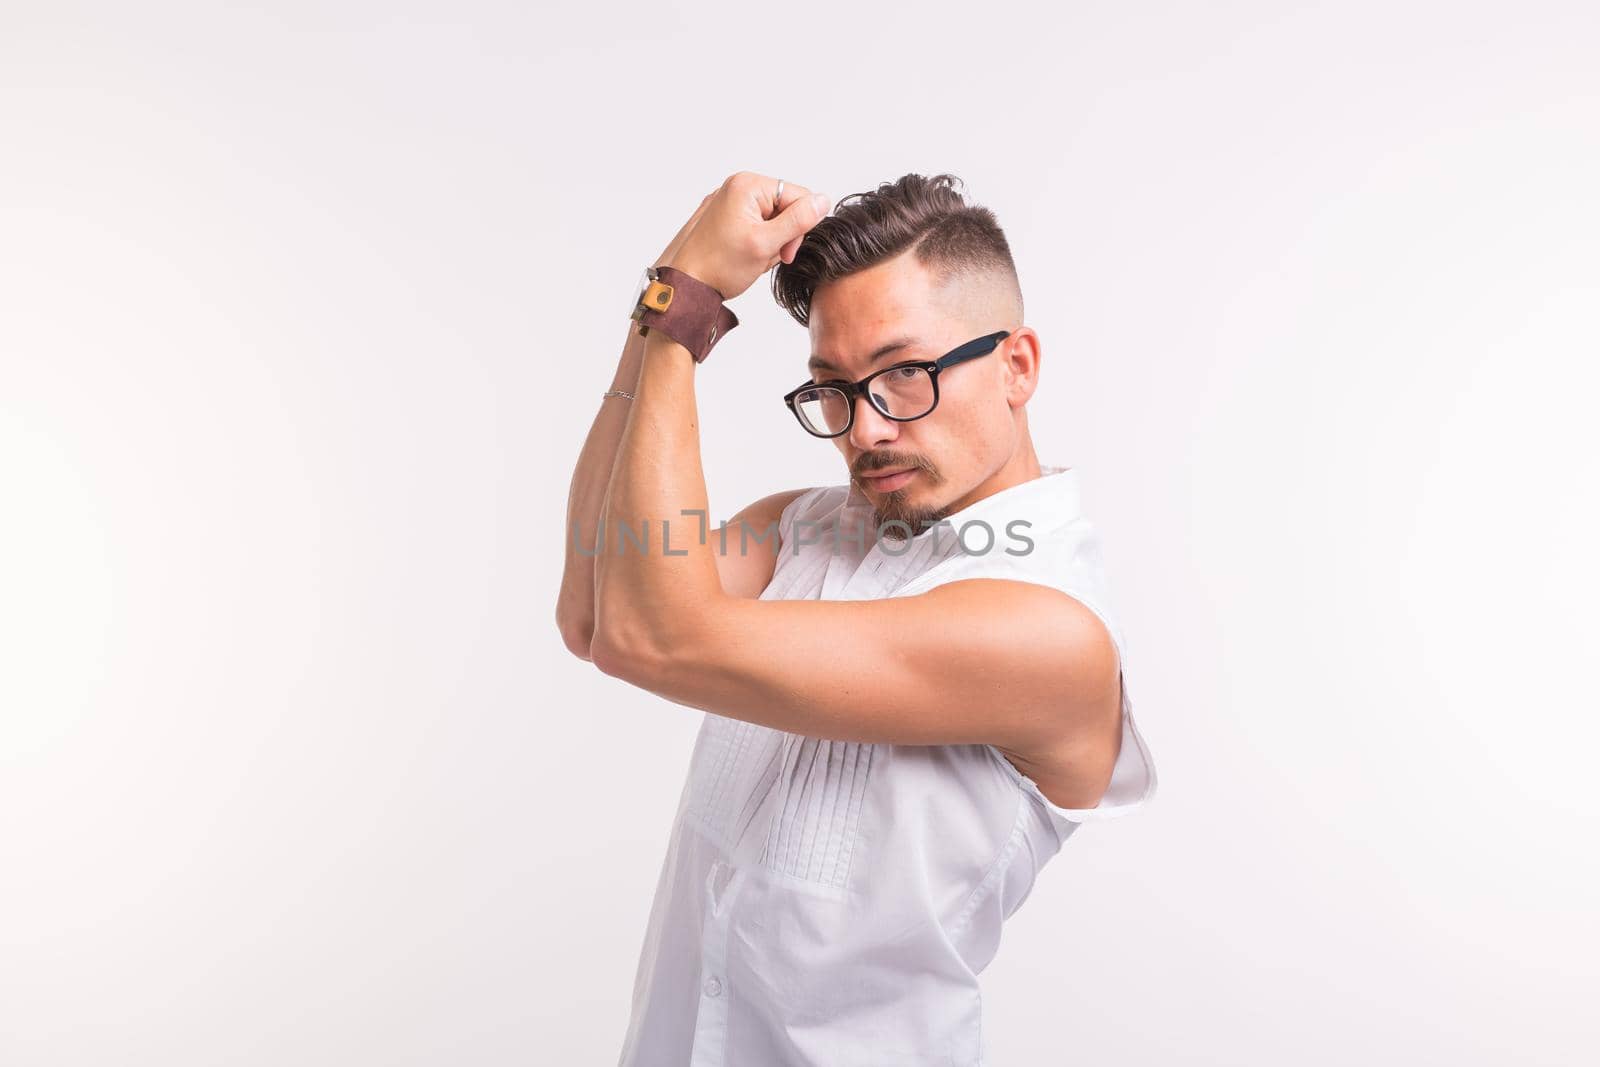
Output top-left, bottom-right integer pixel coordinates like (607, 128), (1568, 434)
(771, 172), (1022, 328)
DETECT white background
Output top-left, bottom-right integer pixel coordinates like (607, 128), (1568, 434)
(3, 2), (1597, 1064)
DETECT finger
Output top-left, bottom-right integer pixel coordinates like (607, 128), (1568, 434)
(768, 228), (811, 271)
(760, 176), (814, 221)
(768, 191), (832, 247)
(773, 184), (825, 264)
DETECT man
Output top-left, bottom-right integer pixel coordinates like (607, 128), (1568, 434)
(556, 171), (1158, 1066)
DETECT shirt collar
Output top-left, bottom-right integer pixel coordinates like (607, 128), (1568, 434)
(841, 463), (1083, 544)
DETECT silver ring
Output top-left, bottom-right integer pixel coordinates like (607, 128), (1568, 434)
(774, 178), (784, 204)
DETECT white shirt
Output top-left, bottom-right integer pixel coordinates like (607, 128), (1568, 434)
(616, 465), (1158, 1067)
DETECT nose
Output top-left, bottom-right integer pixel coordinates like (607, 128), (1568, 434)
(847, 390), (899, 451)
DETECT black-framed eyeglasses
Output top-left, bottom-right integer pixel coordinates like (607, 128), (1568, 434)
(782, 330), (1011, 439)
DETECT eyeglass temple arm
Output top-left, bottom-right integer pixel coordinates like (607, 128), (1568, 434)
(788, 330), (1009, 399)
(935, 330), (1011, 370)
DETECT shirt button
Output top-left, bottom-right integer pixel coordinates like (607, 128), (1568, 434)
(703, 975), (723, 998)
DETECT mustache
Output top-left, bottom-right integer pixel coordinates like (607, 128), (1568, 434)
(853, 457), (925, 477)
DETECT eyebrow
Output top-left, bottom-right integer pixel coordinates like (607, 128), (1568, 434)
(808, 336), (926, 377)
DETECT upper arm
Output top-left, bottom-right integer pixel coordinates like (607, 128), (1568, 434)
(618, 577), (1123, 769)
(711, 488), (811, 599)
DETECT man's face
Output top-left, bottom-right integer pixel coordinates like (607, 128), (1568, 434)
(806, 250), (1024, 541)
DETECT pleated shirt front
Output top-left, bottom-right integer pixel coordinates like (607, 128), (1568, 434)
(616, 465), (1158, 1067)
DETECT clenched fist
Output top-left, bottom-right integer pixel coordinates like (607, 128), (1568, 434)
(659, 172), (832, 302)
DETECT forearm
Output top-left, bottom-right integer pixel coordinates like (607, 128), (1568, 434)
(591, 329), (727, 671)
(575, 174), (825, 671)
(554, 318), (649, 659)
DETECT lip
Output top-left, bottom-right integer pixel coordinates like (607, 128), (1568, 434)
(860, 467), (918, 492)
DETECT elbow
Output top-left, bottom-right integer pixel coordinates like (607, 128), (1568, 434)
(589, 621), (668, 684)
(590, 593), (719, 684)
(555, 601), (595, 662)
(589, 628), (625, 678)
(556, 594), (662, 679)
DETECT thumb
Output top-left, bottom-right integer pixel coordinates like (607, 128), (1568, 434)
(769, 191), (831, 246)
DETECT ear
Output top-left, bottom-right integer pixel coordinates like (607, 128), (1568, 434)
(1002, 328), (1042, 407)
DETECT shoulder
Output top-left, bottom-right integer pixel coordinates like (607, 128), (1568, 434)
(723, 487), (826, 553)
(730, 487), (815, 525)
(743, 484), (849, 537)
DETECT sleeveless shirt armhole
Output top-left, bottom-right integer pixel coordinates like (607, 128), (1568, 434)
(984, 593), (1159, 832)
(985, 693), (1157, 837)
(776, 487), (823, 552)
(776, 485), (845, 552)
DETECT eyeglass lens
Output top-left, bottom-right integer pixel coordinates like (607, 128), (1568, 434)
(795, 367), (936, 436)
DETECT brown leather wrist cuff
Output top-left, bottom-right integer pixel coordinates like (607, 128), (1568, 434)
(632, 265), (739, 363)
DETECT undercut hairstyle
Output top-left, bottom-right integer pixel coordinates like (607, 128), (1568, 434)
(771, 172), (1023, 328)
